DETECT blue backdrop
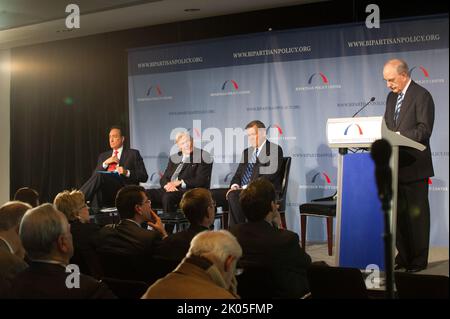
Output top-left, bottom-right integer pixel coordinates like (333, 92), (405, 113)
(128, 15), (449, 246)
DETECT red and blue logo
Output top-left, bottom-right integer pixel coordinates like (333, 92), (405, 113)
(146, 85), (163, 97)
(410, 66), (430, 79)
(344, 123), (363, 136)
(312, 172), (332, 184)
(267, 124), (283, 137)
(308, 72), (329, 85)
(221, 80), (239, 91)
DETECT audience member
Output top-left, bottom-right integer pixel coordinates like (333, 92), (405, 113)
(11, 204), (115, 298)
(13, 187), (39, 207)
(154, 188), (215, 263)
(142, 230), (242, 299)
(54, 190), (101, 275)
(230, 178), (311, 298)
(0, 201), (30, 297)
(96, 185), (167, 257)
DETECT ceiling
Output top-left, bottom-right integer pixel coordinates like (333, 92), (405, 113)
(0, 0), (325, 50)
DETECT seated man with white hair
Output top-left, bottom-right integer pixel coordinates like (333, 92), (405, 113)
(10, 203), (116, 299)
(147, 131), (213, 215)
(142, 230), (242, 299)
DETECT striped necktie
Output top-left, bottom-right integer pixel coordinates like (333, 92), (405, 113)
(241, 148), (258, 186)
(394, 92), (404, 125)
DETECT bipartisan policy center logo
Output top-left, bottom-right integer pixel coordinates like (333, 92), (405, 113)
(296, 71), (342, 92)
(299, 170), (336, 190)
(344, 123), (364, 136)
(210, 79), (250, 97)
(137, 84), (173, 102)
(409, 65), (445, 85)
(266, 124), (296, 141)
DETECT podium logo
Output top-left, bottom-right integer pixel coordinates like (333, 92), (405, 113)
(137, 84), (173, 102)
(211, 80), (250, 97)
(344, 123), (363, 136)
(409, 65), (445, 85)
(312, 172), (332, 184)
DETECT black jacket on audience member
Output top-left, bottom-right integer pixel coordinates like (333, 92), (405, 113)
(230, 220), (311, 298)
(10, 262), (116, 299)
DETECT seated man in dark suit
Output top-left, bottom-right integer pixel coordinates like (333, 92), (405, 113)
(147, 132), (212, 214)
(212, 120), (283, 226)
(96, 185), (168, 257)
(95, 185), (168, 282)
(0, 201), (30, 298)
(81, 125), (148, 208)
(153, 188), (216, 263)
(229, 178), (311, 298)
(10, 203), (115, 299)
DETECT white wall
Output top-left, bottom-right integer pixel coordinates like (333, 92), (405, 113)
(0, 50), (10, 203)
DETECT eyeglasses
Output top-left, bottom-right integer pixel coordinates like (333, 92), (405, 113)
(141, 199), (151, 206)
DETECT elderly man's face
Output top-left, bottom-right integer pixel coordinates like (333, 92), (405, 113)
(383, 63), (409, 94)
(177, 135), (192, 155)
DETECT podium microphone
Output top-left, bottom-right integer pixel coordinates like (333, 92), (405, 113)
(352, 97), (375, 117)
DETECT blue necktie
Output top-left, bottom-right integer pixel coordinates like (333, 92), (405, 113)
(241, 148), (258, 186)
(394, 92), (404, 125)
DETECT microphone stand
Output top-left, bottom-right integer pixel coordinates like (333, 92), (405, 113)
(380, 181), (394, 299)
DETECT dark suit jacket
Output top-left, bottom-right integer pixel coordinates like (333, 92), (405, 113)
(231, 140), (284, 191)
(230, 220), (311, 298)
(95, 148), (148, 185)
(0, 241), (28, 298)
(10, 262), (116, 299)
(69, 220), (101, 275)
(96, 219), (162, 257)
(384, 80), (434, 183)
(160, 147), (212, 189)
(153, 224), (209, 263)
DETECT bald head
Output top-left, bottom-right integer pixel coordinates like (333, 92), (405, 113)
(383, 59), (410, 94)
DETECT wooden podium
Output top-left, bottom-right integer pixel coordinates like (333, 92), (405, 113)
(326, 116), (425, 272)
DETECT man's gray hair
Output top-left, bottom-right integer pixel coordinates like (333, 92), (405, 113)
(386, 58), (409, 76)
(19, 203), (67, 260)
(187, 230), (242, 264)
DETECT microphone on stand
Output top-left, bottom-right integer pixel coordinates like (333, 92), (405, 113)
(352, 97), (376, 117)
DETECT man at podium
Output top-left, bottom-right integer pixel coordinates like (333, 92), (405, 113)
(382, 59), (435, 272)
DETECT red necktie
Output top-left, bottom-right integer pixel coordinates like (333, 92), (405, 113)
(108, 150), (119, 172)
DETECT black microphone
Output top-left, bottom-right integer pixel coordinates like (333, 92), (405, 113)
(352, 97), (375, 117)
(371, 139), (392, 201)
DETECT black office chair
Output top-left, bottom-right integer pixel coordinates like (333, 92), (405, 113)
(277, 157), (291, 229)
(101, 277), (148, 299)
(299, 192), (336, 255)
(307, 265), (369, 299)
(395, 272), (449, 299)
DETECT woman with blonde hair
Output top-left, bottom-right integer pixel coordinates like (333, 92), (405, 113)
(54, 190), (101, 275)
